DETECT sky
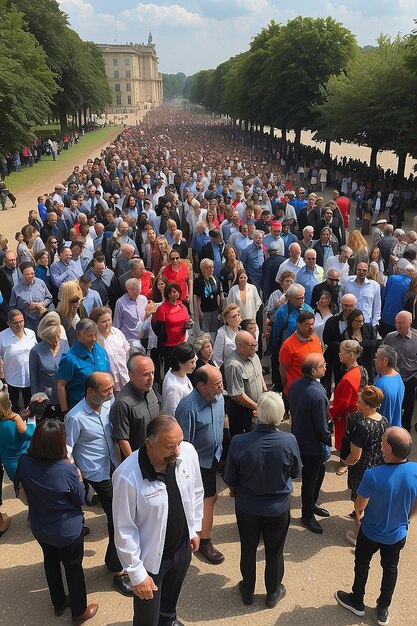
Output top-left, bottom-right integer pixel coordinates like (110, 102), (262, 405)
(59, 0), (417, 75)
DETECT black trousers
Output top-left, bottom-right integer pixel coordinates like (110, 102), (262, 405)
(7, 384), (31, 414)
(402, 377), (417, 431)
(133, 538), (191, 626)
(38, 531), (87, 617)
(352, 528), (406, 609)
(227, 399), (253, 438)
(86, 478), (122, 573)
(300, 451), (326, 519)
(236, 507), (290, 593)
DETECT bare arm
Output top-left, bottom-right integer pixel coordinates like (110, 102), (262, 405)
(118, 439), (133, 458)
(230, 393), (257, 411)
(57, 379), (69, 412)
(344, 443), (362, 466)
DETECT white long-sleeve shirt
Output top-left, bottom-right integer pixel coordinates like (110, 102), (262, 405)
(344, 277), (381, 326)
(112, 442), (203, 585)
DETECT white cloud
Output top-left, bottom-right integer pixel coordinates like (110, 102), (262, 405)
(121, 3), (204, 27)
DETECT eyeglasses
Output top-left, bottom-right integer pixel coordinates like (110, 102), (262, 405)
(328, 277), (339, 283)
(51, 240), (58, 244)
(171, 256), (180, 261)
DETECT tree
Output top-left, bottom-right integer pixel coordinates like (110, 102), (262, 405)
(314, 36), (417, 178)
(162, 73), (187, 99)
(0, 6), (58, 155)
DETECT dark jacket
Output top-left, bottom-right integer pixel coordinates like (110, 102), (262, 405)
(261, 253), (286, 300)
(289, 376), (331, 456)
(313, 240), (339, 267)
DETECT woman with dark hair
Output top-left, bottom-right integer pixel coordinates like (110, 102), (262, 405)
(0, 388), (35, 482)
(313, 290), (334, 347)
(15, 419), (98, 622)
(161, 342), (196, 416)
(153, 282), (193, 368)
(34, 249), (54, 292)
(219, 245), (243, 296)
(194, 258), (223, 339)
(342, 308), (378, 383)
(313, 227), (339, 267)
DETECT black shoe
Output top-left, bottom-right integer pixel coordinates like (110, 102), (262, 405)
(313, 505), (330, 517)
(172, 621), (185, 626)
(377, 604), (389, 625)
(266, 583), (286, 609)
(113, 574), (134, 597)
(301, 516), (323, 534)
(238, 581), (254, 606)
(198, 540), (225, 564)
(54, 595), (70, 616)
(334, 590), (365, 616)
(82, 526), (90, 536)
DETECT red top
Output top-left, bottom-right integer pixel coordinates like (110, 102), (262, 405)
(336, 196), (350, 229)
(162, 263), (189, 300)
(139, 270), (153, 298)
(329, 366), (361, 419)
(279, 333), (323, 395)
(155, 300), (188, 346)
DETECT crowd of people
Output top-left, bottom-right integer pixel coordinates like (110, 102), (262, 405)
(0, 104), (417, 626)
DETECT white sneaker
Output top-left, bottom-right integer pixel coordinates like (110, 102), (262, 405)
(346, 530), (357, 546)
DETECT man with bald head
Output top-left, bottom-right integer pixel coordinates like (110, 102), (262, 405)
(225, 330), (266, 438)
(322, 293), (357, 396)
(110, 353), (160, 459)
(289, 353), (331, 534)
(176, 364), (226, 564)
(383, 311), (417, 431)
(335, 427), (417, 625)
(276, 242), (305, 281)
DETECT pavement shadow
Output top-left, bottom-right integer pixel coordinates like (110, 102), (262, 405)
(274, 602), (376, 625)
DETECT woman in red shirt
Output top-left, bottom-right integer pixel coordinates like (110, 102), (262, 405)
(153, 282), (193, 369)
(329, 339), (364, 475)
(162, 250), (192, 305)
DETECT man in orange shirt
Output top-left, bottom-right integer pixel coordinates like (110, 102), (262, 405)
(279, 311), (323, 396)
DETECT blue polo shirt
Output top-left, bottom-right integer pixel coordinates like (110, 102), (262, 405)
(58, 341), (111, 409)
(175, 389), (224, 469)
(358, 461), (417, 544)
(241, 243), (264, 286)
(374, 373), (404, 427)
(271, 302), (314, 347)
(381, 274), (411, 327)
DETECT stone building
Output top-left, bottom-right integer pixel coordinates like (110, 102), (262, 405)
(97, 42), (163, 115)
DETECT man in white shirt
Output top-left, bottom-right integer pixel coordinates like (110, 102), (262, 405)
(324, 245), (353, 288)
(276, 242), (305, 281)
(113, 414), (203, 626)
(344, 262), (381, 326)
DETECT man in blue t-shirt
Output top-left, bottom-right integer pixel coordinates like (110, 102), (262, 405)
(374, 345), (404, 427)
(335, 427), (417, 626)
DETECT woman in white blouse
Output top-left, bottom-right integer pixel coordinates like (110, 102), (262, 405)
(212, 303), (241, 368)
(226, 270), (262, 322)
(90, 306), (130, 394)
(161, 343), (196, 417)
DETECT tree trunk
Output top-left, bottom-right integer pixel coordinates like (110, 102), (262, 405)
(83, 109), (88, 126)
(325, 139), (331, 160)
(78, 110), (82, 130)
(396, 151), (407, 180)
(294, 128), (301, 152)
(281, 128), (287, 143)
(369, 146), (378, 182)
(270, 125), (274, 139)
(244, 119), (248, 133)
(58, 108), (68, 134)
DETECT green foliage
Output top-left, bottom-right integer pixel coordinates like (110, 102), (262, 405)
(0, 5), (58, 155)
(162, 72), (187, 98)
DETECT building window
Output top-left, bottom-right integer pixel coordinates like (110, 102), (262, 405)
(126, 83), (131, 92)
(125, 70), (131, 79)
(113, 70), (119, 78)
(127, 96), (132, 105)
(116, 95), (121, 105)
(125, 58), (130, 66)
(114, 84), (120, 92)
(113, 58), (118, 66)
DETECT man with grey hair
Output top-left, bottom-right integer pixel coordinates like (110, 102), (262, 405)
(311, 268), (341, 311)
(323, 245), (352, 288)
(374, 345), (404, 427)
(379, 259), (413, 336)
(344, 262), (381, 326)
(240, 230), (265, 290)
(299, 225), (315, 257)
(276, 242), (305, 281)
(224, 392), (301, 608)
(383, 311), (417, 431)
(289, 353), (331, 534)
(115, 243), (135, 277)
(377, 223), (397, 272)
(118, 257), (154, 299)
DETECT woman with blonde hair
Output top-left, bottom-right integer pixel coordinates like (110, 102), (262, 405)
(347, 230), (369, 273)
(56, 281), (86, 346)
(152, 235), (171, 275)
(194, 258), (223, 338)
(212, 303), (242, 368)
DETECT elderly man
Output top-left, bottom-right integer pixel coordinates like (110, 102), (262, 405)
(240, 230), (265, 290)
(263, 221), (285, 257)
(276, 242), (305, 281)
(40, 211), (63, 244)
(377, 223), (397, 272)
(66, 372), (133, 597)
(10, 262), (53, 332)
(289, 353), (331, 534)
(382, 312), (417, 431)
(224, 392), (301, 608)
(344, 263), (381, 327)
(86, 255), (118, 309)
(228, 222), (251, 260)
(279, 311), (323, 398)
(176, 365), (225, 565)
(119, 257), (154, 299)
(324, 245), (353, 288)
(311, 268), (341, 311)
(112, 415), (204, 626)
(335, 427), (417, 626)
(224, 330), (266, 437)
(297, 193), (321, 232)
(299, 225), (315, 257)
(322, 293), (357, 396)
(261, 241), (286, 301)
(50, 246), (78, 289)
(115, 243), (135, 278)
(113, 278), (154, 347)
(296, 249), (323, 306)
(200, 229), (225, 278)
(0, 250), (21, 302)
(374, 345), (404, 427)
(110, 354), (160, 459)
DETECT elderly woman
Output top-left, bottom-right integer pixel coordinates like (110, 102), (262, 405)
(313, 227), (339, 267)
(161, 343), (196, 417)
(224, 392), (301, 608)
(342, 385), (388, 545)
(0, 309), (37, 413)
(57, 318), (111, 413)
(212, 303), (242, 368)
(15, 419), (97, 621)
(194, 258), (223, 339)
(227, 269), (262, 324)
(29, 312), (69, 420)
(329, 339), (366, 474)
(56, 281), (87, 346)
(90, 306), (130, 394)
